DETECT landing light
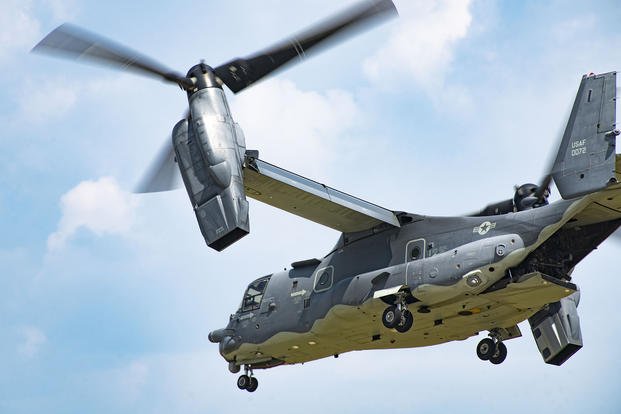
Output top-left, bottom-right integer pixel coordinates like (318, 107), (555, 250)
(308, 341), (317, 345)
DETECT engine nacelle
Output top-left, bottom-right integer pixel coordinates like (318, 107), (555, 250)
(513, 183), (548, 211)
(528, 291), (582, 366)
(173, 87), (249, 251)
(472, 183), (550, 217)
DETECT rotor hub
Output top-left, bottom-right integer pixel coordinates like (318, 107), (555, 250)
(186, 63), (221, 93)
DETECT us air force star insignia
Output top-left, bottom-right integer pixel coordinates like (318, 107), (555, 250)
(473, 221), (496, 235)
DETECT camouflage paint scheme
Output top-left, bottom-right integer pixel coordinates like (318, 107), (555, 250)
(208, 71), (620, 378)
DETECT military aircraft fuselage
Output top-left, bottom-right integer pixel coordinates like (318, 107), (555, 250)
(211, 193), (621, 370)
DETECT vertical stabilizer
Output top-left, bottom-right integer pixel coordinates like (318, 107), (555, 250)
(552, 72), (618, 199)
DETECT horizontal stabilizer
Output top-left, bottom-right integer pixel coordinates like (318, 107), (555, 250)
(243, 156), (400, 233)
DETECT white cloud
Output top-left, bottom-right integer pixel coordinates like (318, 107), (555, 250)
(552, 15), (597, 42)
(17, 326), (47, 358)
(364, 0), (472, 91)
(0, 0), (77, 64)
(16, 74), (145, 125)
(0, 0), (40, 63)
(47, 177), (137, 250)
(18, 78), (78, 123)
(232, 78), (360, 178)
(42, 0), (78, 21)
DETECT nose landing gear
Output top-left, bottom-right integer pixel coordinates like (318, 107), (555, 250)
(237, 365), (259, 392)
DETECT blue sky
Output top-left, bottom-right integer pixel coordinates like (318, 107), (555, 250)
(2, 0), (621, 412)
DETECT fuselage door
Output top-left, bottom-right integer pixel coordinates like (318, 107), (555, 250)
(405, 238), (426, 286)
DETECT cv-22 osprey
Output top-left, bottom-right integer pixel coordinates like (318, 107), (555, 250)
(34, 0), (620, 393)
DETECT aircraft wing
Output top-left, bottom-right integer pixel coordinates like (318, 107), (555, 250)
(243, 156), (401, 233)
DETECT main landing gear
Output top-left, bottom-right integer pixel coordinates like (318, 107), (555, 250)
(237, 365), (258, 392)
(476, 335), (508, 365)
(381, 295), (414, 333)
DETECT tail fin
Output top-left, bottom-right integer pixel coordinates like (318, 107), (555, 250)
(552, 71), (618, 199)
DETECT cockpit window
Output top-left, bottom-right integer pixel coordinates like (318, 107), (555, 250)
(240, 275), (271, 312)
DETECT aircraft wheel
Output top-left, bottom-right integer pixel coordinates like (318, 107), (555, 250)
(237, 374), (251, 390)
(476, 338), (496, 361)
(395, 309), (414, 333)
(246, 376), (259, 392)
(489, 342), (507, 365)
(382, 306), (402, 329)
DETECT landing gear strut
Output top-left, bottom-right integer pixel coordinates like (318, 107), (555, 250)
(489, 341), (507, 365)
(476, 332), (507, 365)
(237, 365), (259, 392)
(396, 309), (413, 333)
(381, 293), (414, 333)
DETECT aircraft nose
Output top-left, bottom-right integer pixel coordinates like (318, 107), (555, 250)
(208, 328), (240, 356)
(219, 336), (238, 355)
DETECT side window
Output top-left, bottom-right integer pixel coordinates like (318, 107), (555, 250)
(241, 275), (271, 312)
(406, 239), (426, 262)
(313, 266), (334, 292)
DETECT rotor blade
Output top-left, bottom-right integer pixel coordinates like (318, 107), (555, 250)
(534, 97), (577, 202)
(33, 23), (193, 89)
(534, 173), (553, 202)
(134, 139), (181, 193)
(214, 0), (397, 93)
